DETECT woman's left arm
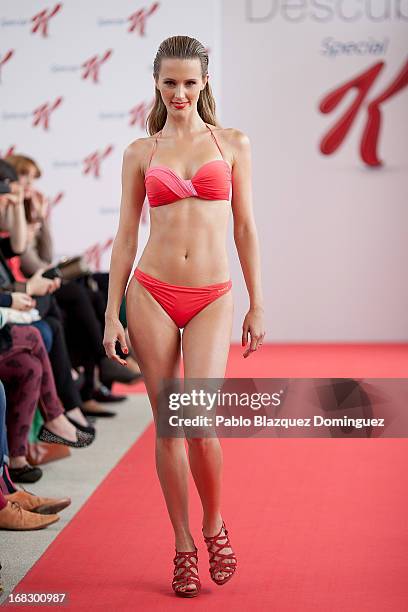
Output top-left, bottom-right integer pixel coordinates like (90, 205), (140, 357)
(230, 130), (266, 358)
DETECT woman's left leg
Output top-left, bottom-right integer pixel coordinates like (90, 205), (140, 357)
(3, 326), (81, 456)
(0, 381), (10, 480)
(181, 290), (235, 582)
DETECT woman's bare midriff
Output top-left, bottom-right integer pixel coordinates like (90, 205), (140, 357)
(137, 197), (231, 286)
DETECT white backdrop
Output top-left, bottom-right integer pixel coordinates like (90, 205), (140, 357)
(222, 0), (408, 341)
(1, 1), (408, 341)
(0, 0), (221, 272)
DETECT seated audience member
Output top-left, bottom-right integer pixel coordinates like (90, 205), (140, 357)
(0, 313), (94, 483)
(0, 159), (101, 424)
(6, 155), (140, 413)
(0, 380), (71, 529)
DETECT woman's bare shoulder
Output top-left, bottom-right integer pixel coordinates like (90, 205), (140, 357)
(213, 126), (250, 146)
(213, 127), (250, 162)
(222, 127), (250, 146)
(125, 135), (156, 158)
(122, 135), (158, 172)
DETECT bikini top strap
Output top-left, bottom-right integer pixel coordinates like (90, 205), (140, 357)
(147, 130), (162, 168)
(205, 123), (224, 160)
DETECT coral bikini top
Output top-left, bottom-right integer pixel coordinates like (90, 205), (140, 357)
(145, 123), (232, 207)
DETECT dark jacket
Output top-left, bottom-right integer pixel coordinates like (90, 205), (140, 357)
(0, 236), (27, 293)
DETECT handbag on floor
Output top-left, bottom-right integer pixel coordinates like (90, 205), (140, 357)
(27, 441), (71, 465)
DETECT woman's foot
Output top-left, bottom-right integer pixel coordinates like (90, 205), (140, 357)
(8, 457), (28, 469)
(38, 414), (94, 448)
(65, 408), (96, 435)
(82, 399), (117, 418)
(8, 463), (43, 483)
(203, 517), (237, 585)
(65, 407), (89, 428)
(172, 537), (201, 597)
(45, 414), (78, 443)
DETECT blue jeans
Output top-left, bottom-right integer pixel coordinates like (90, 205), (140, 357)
(16, 320), (53, 353)
(0, 381), (9, 476)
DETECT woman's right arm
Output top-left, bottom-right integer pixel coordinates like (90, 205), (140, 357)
(103, 141), (146, 364)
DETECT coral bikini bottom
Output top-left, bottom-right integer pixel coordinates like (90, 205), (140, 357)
(133, 267), (232, 329)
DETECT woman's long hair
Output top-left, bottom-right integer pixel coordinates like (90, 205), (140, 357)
(146, 36), (217, 136)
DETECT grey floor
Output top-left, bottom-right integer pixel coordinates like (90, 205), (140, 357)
(0, 394), (152, 606)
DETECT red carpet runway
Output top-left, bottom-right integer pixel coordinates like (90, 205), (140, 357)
(116, 343), (408, 395)
(4, 344), (408, 611)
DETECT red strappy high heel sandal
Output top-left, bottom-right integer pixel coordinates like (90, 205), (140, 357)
(172, 547), (201, 598)
(203, 520), (237, 585)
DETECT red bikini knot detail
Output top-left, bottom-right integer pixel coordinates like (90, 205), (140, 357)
(185, 179), (198, 197)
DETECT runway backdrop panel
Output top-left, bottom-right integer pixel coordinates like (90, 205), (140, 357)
(0, 0), (221, 284)
(1, 1), (408, 341)
(222, 0), (408, 341)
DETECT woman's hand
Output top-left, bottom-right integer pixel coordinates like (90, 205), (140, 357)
(11, 292), (35, 311)
(103, 316), (129, 366)
(31, 190), (49, 219)
(242, 306), (266, 358)
(26, 269), (60, 296)
(27, 221), (42, 244)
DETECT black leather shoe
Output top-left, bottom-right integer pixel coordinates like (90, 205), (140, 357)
(82, 407), (116, 418)
(99, 357), (140, 387)
(92, 384), (127, 403)
(8, 464), (43, 483)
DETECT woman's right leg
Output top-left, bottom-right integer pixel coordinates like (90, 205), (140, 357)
(0, 346), (43, 463)
(0, 381), (9, 476)
(126, 278), (197, 558)
(3, 326), (81, 449)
